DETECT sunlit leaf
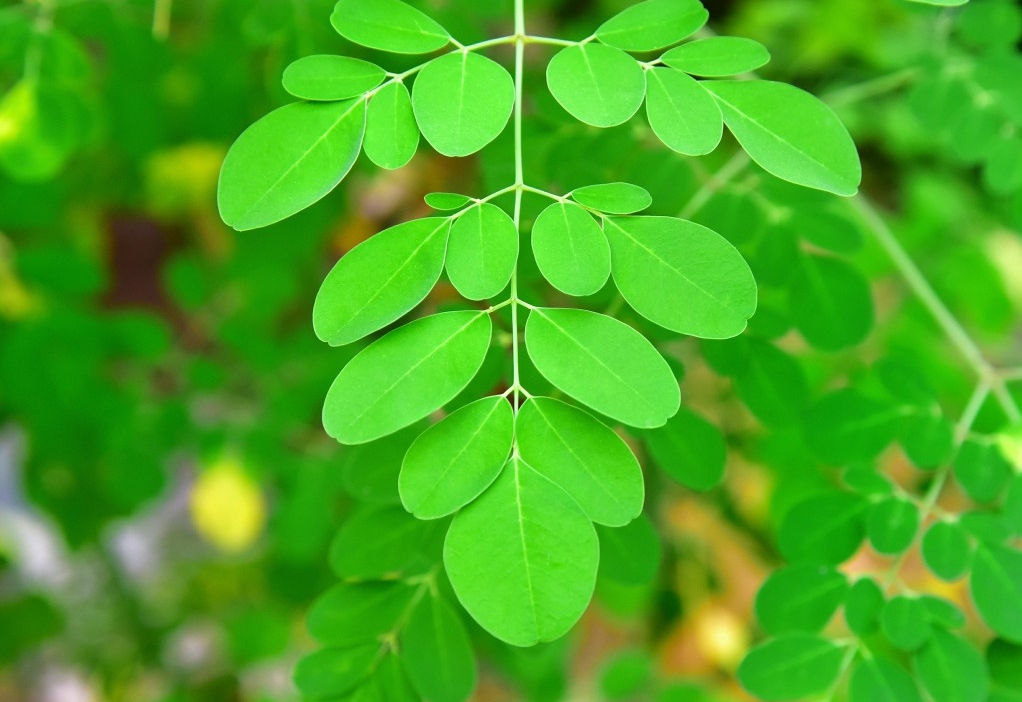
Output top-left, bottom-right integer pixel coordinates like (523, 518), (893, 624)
(446, 203), (518, 300)
(219, 99), (365, 230)
(546, 44), (646, 128)
(661, 36), (771, 77)
(282, 55), (386, 101)
(331, 0), (450, 54)
(595, 0), (708, 52)
(531, 202), (611, 296)
(365, 82), (419, 170)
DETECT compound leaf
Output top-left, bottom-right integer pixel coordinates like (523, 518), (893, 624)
(595, 0), (708, 52)
(517, 397), (644, 527)
(703, 80), (862, 196)
(661, 37), (771, 77)
(412, 52), (514, 157)
(547, 44), (646, 128)
(313, 217), (451, 347)
(446, 203), (518, 300)
(219, 99), (365, 230)
(444, 458), (598, 646)
(365, 82), (419, 170)
(531, 202), (611, 296)
(282, 55), (386, 101)
(645, 68), (723, 155)
(604, 216), (756, 339)
(399, 396), (513, 519)
(525, 307), (680, 428)
(400, 596), (477, 702)
(331, 0), (450, 54)
(323, 312), (491, 444)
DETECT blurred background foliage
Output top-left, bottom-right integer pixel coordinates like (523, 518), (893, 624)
(0, 0), (1020, 701)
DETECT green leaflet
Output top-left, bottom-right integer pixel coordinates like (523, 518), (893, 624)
(971, 545), (1022, 643)
(282, 55), (386, 101)
(218, 99), (365, 231)
(703, 80), (862, 196)
(754, 565), (848, 635)
(604, 216), (757, 339)
(849, 657), (925, 702)
(412, 52), (514, 157)
(883, 596), (932, 651)
(399, 396), (513, 519)
(531, 202), (611, 296)
(572, 182), (652, 214)
(661, 37), (771, 77)
(732, 338), (809, 426)
(642, 407), (726, 491)
(307, 581), (417, 647)
(599, 650), (653, 700)
(365, 82), (419, 170)
(789, 253), (874, 351)
(845, 577), (885, 636)
(902, 413), (955, 469)
(323, 311), (492, 444)
(546, 44), (646, 128)
(645, 68), (723, 156)
(516, 397), (644, 527)
(913, 629), (989, 702)
(595, 0), (708, 52)
(446, 203), (518, 300)
(524, 307), (680, 428)
(370, 654), (420, 701)
(738, 634), (848, 701)
(400, 596), (477, 702)
(313, 218), (451, 347)
(341, 425), (423, 504)
(954, 438), (1013, 503)
(596, 514), (662, 586)
(294, 645), (379, 700)
(331, 0), (450, 54)
(328, 505), (442, 579)
(444, 458), (599, 646)
(425, 192), (473, 211)
(804, 388), (907, 465)
(922, 521), (973, 581)
(921, 596), (966, 629)
(778, 491), (867, 565)
(867, 496), (920, 556)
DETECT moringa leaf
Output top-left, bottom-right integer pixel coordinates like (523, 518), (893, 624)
(412, 52), (514, 157)
(446, 203), (518, 300)
(399, 396), (513, 519)
(307, 581), (417, 647)
(400, 595), (477, 702)
(313, 217), (451, 347)
(971, 545), (1022, 643)
(738, 635), (848, 701)
(572, 182), (652, 214)
(754, 565), (848, 635)
(546, 44), (646, 128)
(703, 80), (862, 196)
(642, 407), (726, 491)
(331, 0), (450, 54)
(517, 397), (644, 527)
(849, 657), (925, 702)
(294, 645), (379, 700)
(645, 68), (723, 155)
(595, 0), (708, 52)
(525, 307), (680, 428)
(913, 628), (989, 702)
(604, 216), (757, 339)
(365, 82), (419, 170)
(282, 55), (386, 101)
(531, 202), (611, 296)
(921, 521), (973, 582)
(323, 311), (492, 444)
(444, 458), (599, 646)
(867, 496), (920, 556)
(219, 99), (365, 230)
(661, 37), (771, 77)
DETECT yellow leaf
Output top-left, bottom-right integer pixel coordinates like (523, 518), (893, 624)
(189, 457), (266, 553)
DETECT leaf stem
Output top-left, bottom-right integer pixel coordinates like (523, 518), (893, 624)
(821, 67), (920, 108)
(152, 0), (172, 40)
(510, 0), (526, 415)
(849, 197), (1021, 423)
(678, 150), (750, 220)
